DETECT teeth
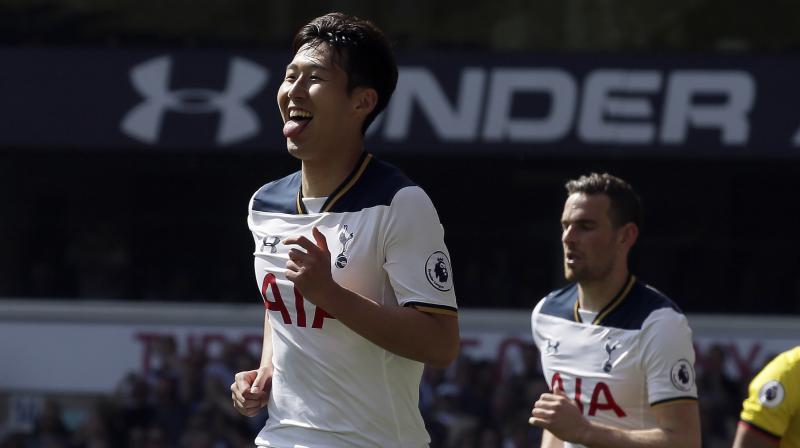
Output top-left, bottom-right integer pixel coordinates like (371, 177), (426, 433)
(289, 110), (312, 119)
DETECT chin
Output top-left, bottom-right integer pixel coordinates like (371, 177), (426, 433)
(286, 143), (307, 159)
(564, 265), (585, 282)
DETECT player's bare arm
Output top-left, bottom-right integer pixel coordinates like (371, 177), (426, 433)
(540, 430), (565, 448)
(530, 384), (700, 448)
(230, 312), (273, 417)
(283, 227), (459, 368)
(732, 423), (781, 448)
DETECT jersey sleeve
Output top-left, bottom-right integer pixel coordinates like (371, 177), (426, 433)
(530, 298), (546, 352)
(639, 308), (698, 406)
(382, 186), (457, 315)
(247, 188), (260, 248)
(739, 349), (800, 439)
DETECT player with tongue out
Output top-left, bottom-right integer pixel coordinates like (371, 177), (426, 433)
(231, 12), (460, 448)
(277, 17), (389, 181)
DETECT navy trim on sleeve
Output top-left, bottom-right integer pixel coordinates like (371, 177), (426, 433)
(650, 396), (698, 407)
(403, 301), (458, 312)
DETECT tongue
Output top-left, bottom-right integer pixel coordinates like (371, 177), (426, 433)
(283, 120), (309, 139)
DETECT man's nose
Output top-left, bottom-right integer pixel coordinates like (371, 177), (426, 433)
(562, 225), (577, 244)
(287, 76), (308, 99)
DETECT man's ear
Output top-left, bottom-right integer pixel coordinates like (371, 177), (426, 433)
(352, 87), (378, 117)
(619, 222), (639, 248)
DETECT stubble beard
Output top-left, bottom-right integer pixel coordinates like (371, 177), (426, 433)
(564, 256), (615, 284)
(564, 263), (585, 282)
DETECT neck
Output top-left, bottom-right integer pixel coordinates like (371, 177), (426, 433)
(300, 144), (363, 198)
(577, 266), (630, 312)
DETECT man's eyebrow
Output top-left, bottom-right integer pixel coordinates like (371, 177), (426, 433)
(561, 218), (596, 225)
(286, 62), (330, 71)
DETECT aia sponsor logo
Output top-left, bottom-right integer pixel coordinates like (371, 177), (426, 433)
(260, 273), (335, 329)
(550, 372), (626, 418)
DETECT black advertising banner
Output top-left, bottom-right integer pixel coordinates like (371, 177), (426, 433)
(1, 47), (800, 156)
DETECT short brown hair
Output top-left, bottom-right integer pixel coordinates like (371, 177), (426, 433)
(565, 173), (642, 228)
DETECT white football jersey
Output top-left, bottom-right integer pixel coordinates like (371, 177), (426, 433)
(248, 152), (458, 448)
(531, 276), (697, 448)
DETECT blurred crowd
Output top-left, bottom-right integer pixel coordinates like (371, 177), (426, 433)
(0, 339), (749, 448)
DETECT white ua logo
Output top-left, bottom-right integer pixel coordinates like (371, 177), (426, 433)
(545, 339), (559, 355)
(121, 55), (268, 145)
(261, 236), (280, 254)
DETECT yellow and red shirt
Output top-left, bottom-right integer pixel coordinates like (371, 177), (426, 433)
(740, 346), (800, 448)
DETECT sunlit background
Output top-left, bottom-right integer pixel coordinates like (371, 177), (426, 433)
(1, 1), (799, 447)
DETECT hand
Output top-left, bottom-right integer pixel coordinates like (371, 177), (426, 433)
(283, 227), (337, 304)
(230, 366), (272, 417)
(529, 383), (590, 444)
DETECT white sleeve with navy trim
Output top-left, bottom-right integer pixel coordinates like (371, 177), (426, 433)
(382, 186), (457, 311)
(640, 308), (698, 404)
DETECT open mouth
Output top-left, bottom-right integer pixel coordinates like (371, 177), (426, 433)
(283, 110), (314, 139)
(565, 252), (581, 264)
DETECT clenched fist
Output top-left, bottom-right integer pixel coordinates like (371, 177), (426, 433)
(231, 366), (273, 417)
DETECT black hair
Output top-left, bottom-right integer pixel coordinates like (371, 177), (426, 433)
(293, 12), (398, 134)
(565, 172), (642, 228)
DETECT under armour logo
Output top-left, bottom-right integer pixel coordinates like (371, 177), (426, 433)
(603, 339), (622, 372)
(545, 339), (559, 355)
(261, 236), (280, 254)
(121, 55), (268, 145)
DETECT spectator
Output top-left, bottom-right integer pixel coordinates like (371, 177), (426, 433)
(698, 344), (742, 448)
(30, 400), (70, 448)
(0, 339), (750, 448)
(71, 403), (112, 448)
